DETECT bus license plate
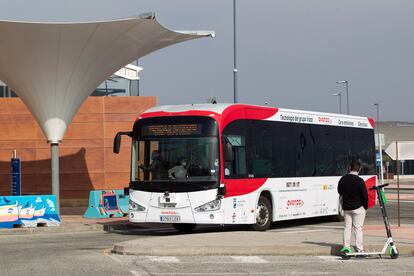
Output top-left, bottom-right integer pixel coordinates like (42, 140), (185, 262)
(160, 215), (181, 222)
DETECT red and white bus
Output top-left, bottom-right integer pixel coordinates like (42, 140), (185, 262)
(114, 104), (377, 231)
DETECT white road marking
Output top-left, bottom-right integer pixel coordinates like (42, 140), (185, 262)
(108, 254), (123, 264)
(308, 226), (343, 229)
(231, 256), (269, 263)
(150, 273), (330, 275)
(109, 254), (148, 276)
(147, 256), (180, 263)
(271, 229), (329, 234)
(317, 255), (348, 262)
(269, 227), (308, 232)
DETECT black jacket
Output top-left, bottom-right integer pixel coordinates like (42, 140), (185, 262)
(337, 173), (368, 210)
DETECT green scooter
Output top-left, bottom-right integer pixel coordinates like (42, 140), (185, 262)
(341, 183), (399, 260)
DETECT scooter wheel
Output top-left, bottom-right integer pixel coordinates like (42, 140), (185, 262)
(340, 247), (352, 260)
(387, 246), (399, 259)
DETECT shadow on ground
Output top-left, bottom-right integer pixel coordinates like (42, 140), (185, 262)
(303, 241), (343, 256)
(99, 215), (339, 237)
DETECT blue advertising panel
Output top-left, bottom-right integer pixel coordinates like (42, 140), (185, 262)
(11, 158), (21, 196)
(84, 190), (129, 219)
(0, 195), (60, 229)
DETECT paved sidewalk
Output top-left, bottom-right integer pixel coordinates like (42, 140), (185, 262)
(112, 224), (414, 256)
(387, 184), (414, 189)
(1, 207), (412, 257)
(0, 206), (130, 235)
(387, 194), (414, 201)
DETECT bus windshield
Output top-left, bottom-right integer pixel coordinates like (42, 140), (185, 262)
(131, 137), (219, 183)
(130, 116), (220, 191)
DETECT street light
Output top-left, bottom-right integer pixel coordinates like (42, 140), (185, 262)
(332, 93), (342, 114)
(374, 103), (384, 185)
(336, 80), (349, 114)
(233, 0), (238, 103)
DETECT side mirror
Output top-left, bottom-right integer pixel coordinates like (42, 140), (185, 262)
(113, 133), (122, 154)
(113, 131), (133, 154)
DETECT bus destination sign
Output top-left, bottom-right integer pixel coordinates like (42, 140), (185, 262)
(142, 124), (202, 136)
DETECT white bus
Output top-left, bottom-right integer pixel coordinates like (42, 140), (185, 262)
(114, 104), (377, 231)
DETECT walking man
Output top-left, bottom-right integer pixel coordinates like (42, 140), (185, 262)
(338, 159), (369, 254)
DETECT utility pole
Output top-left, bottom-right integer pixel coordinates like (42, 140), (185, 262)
(233, 0), (238, 103)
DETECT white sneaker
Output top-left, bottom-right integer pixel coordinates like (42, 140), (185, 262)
(356, 249), (367, 258)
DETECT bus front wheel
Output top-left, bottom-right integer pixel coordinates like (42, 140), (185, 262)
(172, 223), (197, 232)
(251, 195), (272, 231)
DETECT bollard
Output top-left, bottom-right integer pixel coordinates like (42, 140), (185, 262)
(11, 150), (21, 196)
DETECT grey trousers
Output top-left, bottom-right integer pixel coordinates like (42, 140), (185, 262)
(343, 206), (366, 251)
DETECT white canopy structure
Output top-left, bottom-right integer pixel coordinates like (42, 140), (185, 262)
(0, 13), (214, 211)
(385, 141), (414, 161)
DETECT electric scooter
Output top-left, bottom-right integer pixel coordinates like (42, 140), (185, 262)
(341, 183), (399, 260)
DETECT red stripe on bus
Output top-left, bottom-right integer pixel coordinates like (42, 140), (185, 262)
(365, 176), (377, 208)
(221, 105), (278, 130)
(368, 117), (375, 128)
(223, 178), (267, 197)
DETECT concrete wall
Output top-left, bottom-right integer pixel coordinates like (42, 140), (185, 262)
(0, 96), (156, 206)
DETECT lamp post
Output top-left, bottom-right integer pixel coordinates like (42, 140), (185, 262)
(374, 103), (384, 185)
(336, 80), (349, 114)
(332, 93), (342, 114)
(233, 0), (238, 103)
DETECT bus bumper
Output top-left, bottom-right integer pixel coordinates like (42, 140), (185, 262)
(128, 189), (225, 224)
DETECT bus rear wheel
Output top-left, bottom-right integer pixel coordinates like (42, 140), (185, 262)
(250, 195), (272, 231)
(172, 223), (197, 232)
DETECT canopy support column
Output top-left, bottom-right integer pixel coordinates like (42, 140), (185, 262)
(51, 143), (60, 214)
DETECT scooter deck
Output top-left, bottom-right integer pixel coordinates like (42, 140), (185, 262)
(344, 251), (384, 257)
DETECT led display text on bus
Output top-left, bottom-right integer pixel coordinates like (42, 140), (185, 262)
(141, 124), (202, 136)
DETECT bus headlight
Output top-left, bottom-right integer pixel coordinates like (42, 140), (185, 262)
(194, 199), (221, 212)
(129, 200), (145, 211)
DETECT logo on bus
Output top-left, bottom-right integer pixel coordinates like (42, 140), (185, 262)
(161, 211), (178, 215)
(318, 117), (332, 124)
(323, 184), (334, 191)
(287, 199), (304, 207)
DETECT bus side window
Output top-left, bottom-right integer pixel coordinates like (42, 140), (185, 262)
(222, 120), (248, 179)
(347, 128), (376, 175)
(249, 121), (273, 177)
(293, 124), (316, 177)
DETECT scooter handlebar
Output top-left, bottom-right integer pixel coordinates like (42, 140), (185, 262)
(369, 183), (389, 190)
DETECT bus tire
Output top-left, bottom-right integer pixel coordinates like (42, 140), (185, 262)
(250, 195), (272, 231)
(172, 223), (197, 232)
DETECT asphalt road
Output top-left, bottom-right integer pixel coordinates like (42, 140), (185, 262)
(114, 255), (414, 275)
(0, 201), (412, 275)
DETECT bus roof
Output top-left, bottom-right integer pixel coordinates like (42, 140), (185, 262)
(139, 103), (374, 129)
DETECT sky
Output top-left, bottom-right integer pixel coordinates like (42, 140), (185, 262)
(0, 0), (413, 121)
